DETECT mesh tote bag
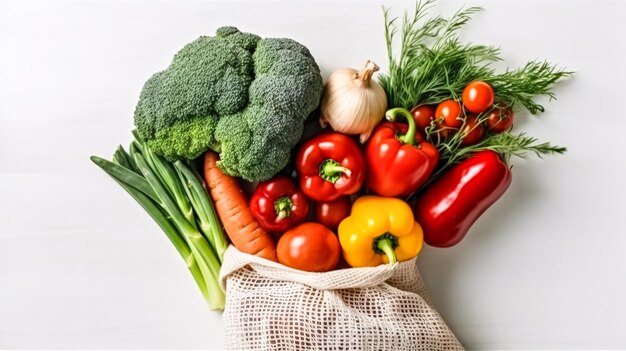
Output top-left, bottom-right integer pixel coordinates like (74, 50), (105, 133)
(219, 246), (463, 350)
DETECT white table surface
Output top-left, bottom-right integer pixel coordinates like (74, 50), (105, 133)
(1, 0), (625, 349)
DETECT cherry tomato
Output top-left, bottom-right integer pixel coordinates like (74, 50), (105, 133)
(462, 81), (495, 114)
(435, 99), (463, 128)
(460, 115), (485, 146)
(315, 196), (351, 230)
(410, 105), (436, 134)
(485, 107), (514, 133)
(277, 222), (340, 272)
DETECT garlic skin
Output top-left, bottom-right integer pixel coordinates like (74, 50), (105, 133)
(320, 60), (388, 143)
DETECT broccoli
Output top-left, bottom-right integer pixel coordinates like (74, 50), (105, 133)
(134, 26), (324, 181)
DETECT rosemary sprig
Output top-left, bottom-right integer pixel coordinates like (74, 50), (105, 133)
(461, 132), (566, 159)
(409, 126), (567, 200)
(486, 61), (573, 114)
(380, 1), (573, 113)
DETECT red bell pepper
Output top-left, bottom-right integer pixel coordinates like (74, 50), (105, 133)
(250, 176), (310, 232)
(365, 108), (439, 197)
(414, 150), (512, 247)
(295, 132), (365, 202)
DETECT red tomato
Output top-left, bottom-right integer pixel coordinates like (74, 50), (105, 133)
(485, 107), (514, 133)
(277, 222), (340, 272)
(435, 99), (463, 128)
(462, 81), (495, 114)
(315, 196), (351, 230)
(460, 115), (485, 146)
(410, 105), (436, 133)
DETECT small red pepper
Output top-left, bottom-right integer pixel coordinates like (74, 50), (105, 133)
(414, 150), (512, 247)
(250, 176), (310, 232)
(365, 108), (439, 197)
(295, 132), (365, 202)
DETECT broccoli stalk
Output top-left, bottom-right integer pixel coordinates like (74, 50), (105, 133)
(133, 27), (324, 182)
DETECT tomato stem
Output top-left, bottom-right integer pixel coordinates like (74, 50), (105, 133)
(385, 108), (417, 146)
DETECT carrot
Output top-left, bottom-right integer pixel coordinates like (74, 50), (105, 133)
(203, 151), (278, 262)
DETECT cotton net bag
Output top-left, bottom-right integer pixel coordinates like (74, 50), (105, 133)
(219, 245), (463, 350)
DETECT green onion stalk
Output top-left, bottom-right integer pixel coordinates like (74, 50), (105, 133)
(91, 133), (228, 310)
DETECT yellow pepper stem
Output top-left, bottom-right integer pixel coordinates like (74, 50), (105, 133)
(375, 236), (398, 264)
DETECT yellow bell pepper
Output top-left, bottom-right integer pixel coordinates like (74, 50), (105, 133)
(338, 196), (423, 267)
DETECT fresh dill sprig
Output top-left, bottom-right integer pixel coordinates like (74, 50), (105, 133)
(380, 1), (573, 113)
(486, 61), (573, 114)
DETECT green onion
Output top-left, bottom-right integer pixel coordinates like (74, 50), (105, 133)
(91, 138), (228, 310)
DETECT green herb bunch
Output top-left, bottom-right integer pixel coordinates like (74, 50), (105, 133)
(380, 0), (572, 113)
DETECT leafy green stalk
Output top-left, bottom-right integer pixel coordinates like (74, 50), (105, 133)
(142, 146), (196, 227)
(113, 145), (140, 174)
(93, 135), (227, 310)
(113, 146), (132, 170)
(132, 153), (220, 277)
(91, 155), (159, 203)
(174, 161), (228, 262)
(134, 152), (224, 309)
(91, 155), (210, 303)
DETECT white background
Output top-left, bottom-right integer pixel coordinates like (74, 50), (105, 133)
(1, 0), (625, 349)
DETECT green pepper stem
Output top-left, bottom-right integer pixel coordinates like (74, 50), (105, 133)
(319, 159), (352, 184)
(274, 197), (293, 219)
(385, 107), (417, 146)
(376, 237), (398, 264)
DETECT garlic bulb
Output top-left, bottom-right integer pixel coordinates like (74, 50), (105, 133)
(320, 60), (388, 143)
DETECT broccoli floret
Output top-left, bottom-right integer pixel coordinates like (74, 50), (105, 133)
(134, 26), (323, 181)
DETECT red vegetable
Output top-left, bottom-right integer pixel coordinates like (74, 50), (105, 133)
(435, 99), (463, 128)
(365, 108), (439, 197)
(462, 81), (495, 114)
(414, 151), (512, 247)
(249, 176), (310, 232)
(314, 196), (351, 230)
(460, 115), (485, 146)
(410, 105), (436, 134)
(277, 222), (341, 272)
(486, 107), (514, 133)
(296, 133), (365, 202)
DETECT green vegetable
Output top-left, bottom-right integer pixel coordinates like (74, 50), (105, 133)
(134, 26), (324, 182)
(379, 1), (573, 113)
(91, 135), (228, 310)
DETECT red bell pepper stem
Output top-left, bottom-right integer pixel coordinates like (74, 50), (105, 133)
(274, 197), (293, 219)
(319, 159), (352, 183)
(385, 107), (418, 146)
